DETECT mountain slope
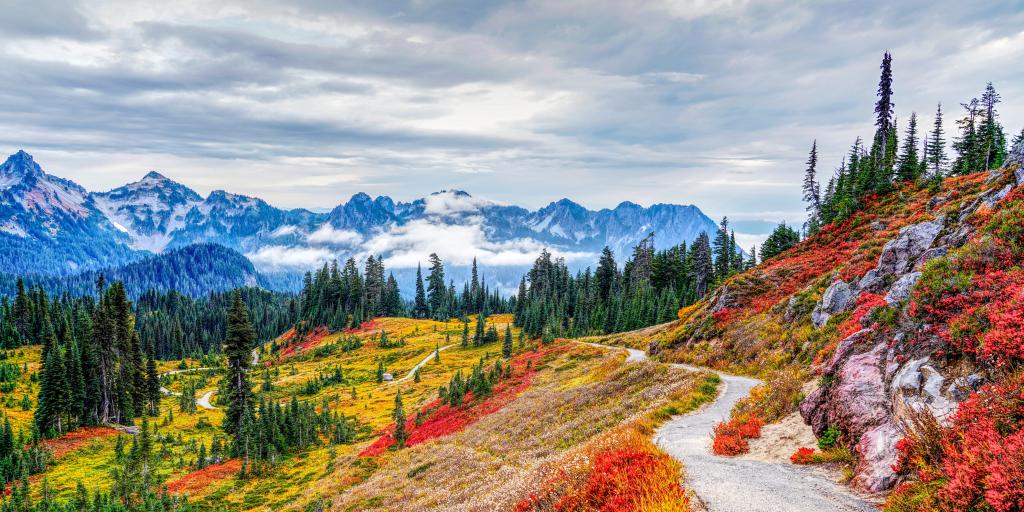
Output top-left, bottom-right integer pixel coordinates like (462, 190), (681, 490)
(1, 243), (262, 298)
(651, 147), (1024, 506)
(0, 151), (140, 274)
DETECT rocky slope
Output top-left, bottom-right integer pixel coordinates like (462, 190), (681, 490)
(656, 143), (1024, 500)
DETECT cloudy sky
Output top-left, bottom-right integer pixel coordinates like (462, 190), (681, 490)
(3, 0), (1023, 247)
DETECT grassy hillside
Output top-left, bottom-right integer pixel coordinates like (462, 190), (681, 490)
(2, 314), (719, 511)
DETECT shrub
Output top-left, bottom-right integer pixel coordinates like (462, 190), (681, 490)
(712, 414), (762, 456)
(790, 447), (816, 464)
(817, 425), (841, 450)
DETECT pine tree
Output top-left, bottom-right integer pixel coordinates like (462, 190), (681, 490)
(802, 140), (820, 216)
(690, 232), (713, 298)
(426, 253), (447, 320)
(392, 390), (407, 448)
(222, 292), (255, 448)
(896, 112), (922, 182)
(595, 247), (617, 303)
(461, 321), (469, 348)
(34, 347), (68, 436)
(502, 324), (513, 358)
(927, 103), (948, 177)
(145, 358), (160, 416)
(979, 82), (1006, 170)
(712, 217), (732, 280)
(413, 264), (428, 319)
(872, 52), (895, 176)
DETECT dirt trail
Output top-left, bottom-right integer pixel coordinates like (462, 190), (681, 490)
(391, 344), (456, 384)
(581, 342), (877, 512)
(157, 349), (258, 410)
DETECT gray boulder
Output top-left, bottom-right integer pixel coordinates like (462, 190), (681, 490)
(859, 217), (944, 292)
(884, 272), (922, 305)
(812, 280), (854, 328)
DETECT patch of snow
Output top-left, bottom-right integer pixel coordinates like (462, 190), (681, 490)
(0, 222), (27, 237)
(530, 213), (554, 232)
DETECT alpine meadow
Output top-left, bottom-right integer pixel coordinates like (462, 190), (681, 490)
(1, 1), (1023, 511)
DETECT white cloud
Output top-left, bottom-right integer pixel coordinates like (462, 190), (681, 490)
(245, 245), (334, 271)
(421, 190), (493, 216)
(306, 224), (363, 245)
(359, 215), (592, 269)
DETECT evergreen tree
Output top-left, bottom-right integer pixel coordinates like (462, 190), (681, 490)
(896, 112), (922, 182)
(760, 223), (800, 260)
(802, 140), (820, 219)
(412, 264), (428, 319)
(221, 292), (255, 448)
(872, 51), (895, 177)
(392, 390), (407, 448)
(927, 103), (948, 177)
(426, 254), (447, 320)
(502, 324), (512, 358)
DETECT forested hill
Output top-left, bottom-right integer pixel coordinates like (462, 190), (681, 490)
(0, 243), (264, 299)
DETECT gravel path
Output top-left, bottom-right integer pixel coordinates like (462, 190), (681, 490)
(582, 341), (877, 512)
(157, 349), (258, 410)
(390, 344), (456, 384)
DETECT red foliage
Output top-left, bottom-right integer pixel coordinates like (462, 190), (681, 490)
(359, 349), (551, 457)
(551, 448), (689, 512)
(712, 308), (736, 324)
(342, 319), (380, 334)
(37, 427), (118, 459)
(790, 447), (816, 464)
(712, 414), (762, 456)
(166, 459), (241, 495)
(277, 326), (330, 358)
(895, 374), (1024, 511)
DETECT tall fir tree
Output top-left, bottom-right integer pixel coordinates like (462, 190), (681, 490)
(927, 103), (948, 177)
(412, 264), (428, 319)
(896, 112), (922, 182)
(222, 292), (255, 448)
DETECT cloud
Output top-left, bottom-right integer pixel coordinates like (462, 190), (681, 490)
(245, 245), (334, 271)
(359, 216), (592, 269)
(306, 224), (363, 245)
(270, 224), (298, 237)
(2, 0), (1023, 242)
(421, 190), (493, 216)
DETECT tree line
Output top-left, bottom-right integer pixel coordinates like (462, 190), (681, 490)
(803, 52), (1019, 233)
(512, 230), (748, 339)
(298, 255), (514, 333)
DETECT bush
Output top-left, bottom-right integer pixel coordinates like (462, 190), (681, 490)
(817, 425), (841, 450)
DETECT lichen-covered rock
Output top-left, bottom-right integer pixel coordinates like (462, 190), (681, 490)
(821, 328), (871, 375)
(858, 217), (944, 292)
(851, 421), (902, 492)
(812, 279), (854, 328)
(827, 343), (889, 441)
(884, 271), (922, 305)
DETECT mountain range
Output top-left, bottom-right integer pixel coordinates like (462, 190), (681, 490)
(0, 150), (721, 292)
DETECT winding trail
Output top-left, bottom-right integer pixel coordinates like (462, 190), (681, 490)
(390, 344), (457, 384)
(157, 349), (260, 411)
(581, 342), (877, 512)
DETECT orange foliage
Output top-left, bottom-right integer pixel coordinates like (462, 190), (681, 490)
(39, 427), (118, 459)
(165, 459), (241, 495)
(515, 427), (688, 512)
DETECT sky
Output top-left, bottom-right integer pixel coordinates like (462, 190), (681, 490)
(2, 0), (1023, 249)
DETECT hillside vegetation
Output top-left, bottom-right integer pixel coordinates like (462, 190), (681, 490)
(650, 149), (1024, 510)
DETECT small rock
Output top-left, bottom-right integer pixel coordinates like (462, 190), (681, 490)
(884, 272), (922, 305)
(870, 220), (887, 231)
(812, 280), (854, 328)
(984, 184), (1013, 208)
(915, 247), (947, 269)
(890, 357), (928, 393)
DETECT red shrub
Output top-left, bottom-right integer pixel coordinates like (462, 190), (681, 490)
(553, 448), (688, 512)
(893, 374), (1024, 511)
(790, 447), (816, 464)
(712, 414), (762, 456)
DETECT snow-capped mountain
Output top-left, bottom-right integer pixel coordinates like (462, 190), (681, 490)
(0, 151), (138, 274)
(0, 151), (722, 290)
